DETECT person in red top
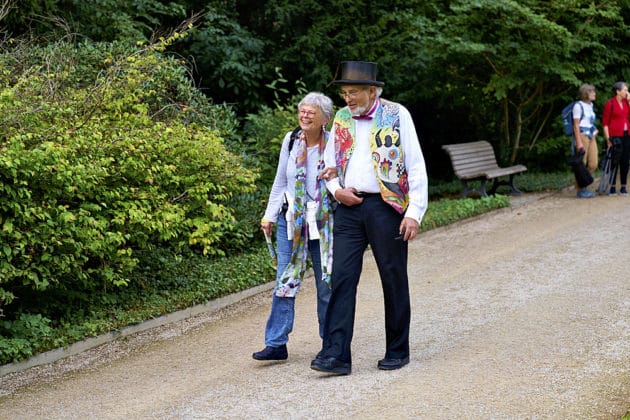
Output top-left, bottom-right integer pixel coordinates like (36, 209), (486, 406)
(602, 81), (630, 195)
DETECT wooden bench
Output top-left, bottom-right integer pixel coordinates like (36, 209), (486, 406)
(442, 141), (527, 198)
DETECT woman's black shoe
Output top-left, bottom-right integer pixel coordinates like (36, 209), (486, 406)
(252, 345), (288, 361)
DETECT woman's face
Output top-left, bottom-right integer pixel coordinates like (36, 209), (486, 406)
(298, 104), (327, 131)
(620, 85), (629, 98)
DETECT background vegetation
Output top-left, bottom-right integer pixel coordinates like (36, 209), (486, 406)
(0, 0), (626, 364)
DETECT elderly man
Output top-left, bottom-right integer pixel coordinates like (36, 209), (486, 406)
(311, 61), (428, 375)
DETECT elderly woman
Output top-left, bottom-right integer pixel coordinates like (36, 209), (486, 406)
(253, 92), (335, 361)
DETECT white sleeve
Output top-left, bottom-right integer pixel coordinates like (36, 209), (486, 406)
(399, 106), (428, 224)
(262, 132), (292, 222)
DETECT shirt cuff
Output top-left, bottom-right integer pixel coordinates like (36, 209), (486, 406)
(403, 205), (423, 224)
(326, 179), (342, 201)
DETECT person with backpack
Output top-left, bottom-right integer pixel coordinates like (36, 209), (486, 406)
(571, 83), (598, 198)
(253, 92), (335, 361)
(601, 81), (630, 196)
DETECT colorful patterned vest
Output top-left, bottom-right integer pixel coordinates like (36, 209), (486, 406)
(333, 99), (409, 214)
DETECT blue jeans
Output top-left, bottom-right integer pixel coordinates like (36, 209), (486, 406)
(264, 215), (331, 347)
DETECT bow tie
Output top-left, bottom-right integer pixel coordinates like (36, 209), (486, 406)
(352, 114), (373, 120)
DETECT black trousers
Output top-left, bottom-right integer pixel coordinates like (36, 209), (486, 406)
(613, 134), (630, 185)
(320, 195), (410, 364)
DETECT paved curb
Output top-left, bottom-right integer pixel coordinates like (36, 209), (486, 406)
(0, 281), (276, 377)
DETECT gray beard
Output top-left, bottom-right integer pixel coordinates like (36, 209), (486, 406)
(351, 105), (368, 117)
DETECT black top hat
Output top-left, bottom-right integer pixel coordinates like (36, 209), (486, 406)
(332, 61), (384, 87)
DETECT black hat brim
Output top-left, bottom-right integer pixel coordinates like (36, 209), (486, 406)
(332, 79), (385, 87)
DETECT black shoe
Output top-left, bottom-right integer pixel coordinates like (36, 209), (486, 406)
(310, 356), (351, 375)
(377, 356), (410, 370)
(252, 345), (288, 361)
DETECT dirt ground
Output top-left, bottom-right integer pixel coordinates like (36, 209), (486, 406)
(0, 188), (629, 419)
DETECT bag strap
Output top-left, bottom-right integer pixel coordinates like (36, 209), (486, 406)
(288, 126), (301, 152)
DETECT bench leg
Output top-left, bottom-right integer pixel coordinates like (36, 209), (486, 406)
(507, 174), (523, 195)
(460, 180), (474, 198)
(479, 179), (489, 197)
(489, 179), (500, 195)
(460, 179), (488, 198)
(489, 175), (523, 196)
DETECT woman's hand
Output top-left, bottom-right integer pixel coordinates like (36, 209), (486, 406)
(261, 221), (274, 238)
(319, 167), (338, 181)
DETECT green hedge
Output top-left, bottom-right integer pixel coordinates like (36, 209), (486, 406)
(0, 36), (256, 316)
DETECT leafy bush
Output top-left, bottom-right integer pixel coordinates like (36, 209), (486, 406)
(0, 313), (54, 364)
(0, 36), (256, 316)
(522, 135), (572, 173)
(182, 7), (268, 115)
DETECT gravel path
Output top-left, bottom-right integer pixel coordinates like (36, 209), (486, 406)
(1, 189), (629, 419)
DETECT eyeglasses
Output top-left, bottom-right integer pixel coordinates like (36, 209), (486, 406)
(339, 88), (367, 100)
(299, 109), (317, 117)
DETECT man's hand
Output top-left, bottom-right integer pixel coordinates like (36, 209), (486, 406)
(399, 217), (419, 241)
(334, 188), (364, 206)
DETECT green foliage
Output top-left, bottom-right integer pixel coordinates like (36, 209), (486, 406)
(4, 0), (187, 42)
(7, 1), (630, 170)
(516, 171), (576, 192)
(0, 35), (255, 319)
(0, 313), (53, 364)
(421, 195), (510, 232)
(238, 0), (432, 95)
(223, 186), (271, 250)
(522, 135), (573, 172)
(180, 6), (267, 114)
(241, 105), (298, 185)
(422, 0), (629, 163)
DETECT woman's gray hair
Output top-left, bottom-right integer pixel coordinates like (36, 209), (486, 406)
(578, 83), (595, 101)
(612, 81), (627, 95)
(298, 92), (334, 121)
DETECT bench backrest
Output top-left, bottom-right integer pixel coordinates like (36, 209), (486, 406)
(442, 141), (500, 179)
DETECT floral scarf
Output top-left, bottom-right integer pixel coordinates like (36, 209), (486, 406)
(276, 130), (333, 297)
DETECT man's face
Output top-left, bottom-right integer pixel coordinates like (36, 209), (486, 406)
(339, 85), (375, 116)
